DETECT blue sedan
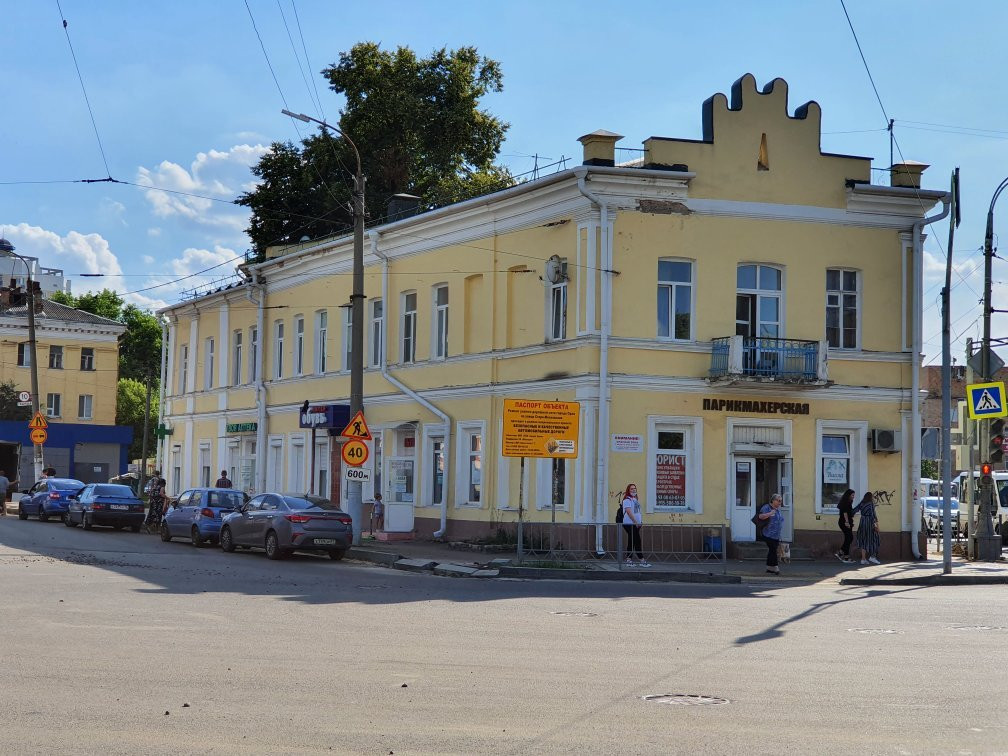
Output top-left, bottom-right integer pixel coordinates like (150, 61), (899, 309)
(17, 478), (85, 522)
(65, 483), (146, 531)
(161, 487), (248, 547)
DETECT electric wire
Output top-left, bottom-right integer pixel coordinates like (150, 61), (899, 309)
(292, 1), (326, 121)
(277, 0), (323, 117)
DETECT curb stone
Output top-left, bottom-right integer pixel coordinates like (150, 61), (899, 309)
(433, 564), (479, 577)
(394, 558), (437, 573)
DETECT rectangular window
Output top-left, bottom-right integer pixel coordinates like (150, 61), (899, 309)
(80, 347), (94, 371)
(78, 394), (93, 420)
(17, 342), (31, 368)
(249, 327), (258, 383)
(179, 344), (188, 394)
(548, 259), (568, 341)
(820, 434), (851, 508)
(315, 310), (328, 374)
(48, 345), (64, 369)
(294, 316), (305, 375)
(826, 268), (859, 349)
(342, 307), (353, 372)
(273, 320), (284, 379)
(467, 432), (482, 504)
(815, 420), (867, 513)
(232, 330), (243, 385)
(46, 393), (61, 418)
(204, 337), (215, 390)
(402, 292), (417, 363)
(657, 260), (693, 340)
(370, 299), (384, 368)
(647, 416), (703, 513)
(433, 284), (449, 359)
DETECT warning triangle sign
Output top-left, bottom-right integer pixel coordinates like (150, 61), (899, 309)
(28, 413), (48, 430)
(340, 410), (372, 440)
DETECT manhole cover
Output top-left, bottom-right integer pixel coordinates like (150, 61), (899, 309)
(847, 628), (901, 634)
(549, 611), (597, 617)
(952, 625), (1008, 632)
(642, 694), (728, 706)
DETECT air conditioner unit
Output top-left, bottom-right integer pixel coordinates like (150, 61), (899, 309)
(871, 429), (902, 453)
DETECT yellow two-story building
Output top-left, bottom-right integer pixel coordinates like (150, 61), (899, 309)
(158, 74), (946, 559)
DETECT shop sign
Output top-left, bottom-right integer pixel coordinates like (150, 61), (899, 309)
(226, 422), (257, 433)
(702, 398), (809, 415)
(611, 434), (643, 453)
(655, 453), (686, 507)
(299, 403), (352, 429)
(502, 399), (579, 458)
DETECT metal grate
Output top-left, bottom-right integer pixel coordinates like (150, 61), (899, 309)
(643, 694), (729, 706)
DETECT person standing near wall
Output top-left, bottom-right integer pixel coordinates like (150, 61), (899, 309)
(852, 491), (880, 564)
(758, 493), (785, 575)
(834, 488), (856, 563)
(621, 483), (650, 568)
(0, 469), (15, 516)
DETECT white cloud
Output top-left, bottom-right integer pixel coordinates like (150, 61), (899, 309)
(169, 245), (241, 278)
(3, 222), (124, 278)
(146, 227), (162, 237)
(142, 255), (155, 264)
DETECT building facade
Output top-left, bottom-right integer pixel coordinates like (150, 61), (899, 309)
(158, 74), (947, 558)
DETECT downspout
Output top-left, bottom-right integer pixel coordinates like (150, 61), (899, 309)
(247, 272), (267, 493)
(370, 230), (453, 539)
(910, 194), (951, 559)
(576, 168), (611, 555)
(156, 316), (168, 473)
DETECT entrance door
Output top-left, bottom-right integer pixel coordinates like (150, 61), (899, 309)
(778, 458), (794, 542)
(732, 457), (757, 541)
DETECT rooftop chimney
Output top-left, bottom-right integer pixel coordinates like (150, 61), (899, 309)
(890, 160), (929, 189)
(578, 130), (624, 167)
(386, 193), (422, 222)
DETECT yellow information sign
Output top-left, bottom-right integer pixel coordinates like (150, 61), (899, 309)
(502, 399), (580, 458)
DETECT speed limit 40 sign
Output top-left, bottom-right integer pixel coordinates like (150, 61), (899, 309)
(341, 439), (369, 466)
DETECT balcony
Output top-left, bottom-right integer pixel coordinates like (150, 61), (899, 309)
(709, 336), (828, 386)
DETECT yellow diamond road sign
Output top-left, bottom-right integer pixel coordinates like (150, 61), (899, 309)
(28, 413), (48, 430)
(967, 381), (1007, 420)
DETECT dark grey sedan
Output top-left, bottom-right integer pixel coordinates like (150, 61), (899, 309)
(219, 493), (352, 560)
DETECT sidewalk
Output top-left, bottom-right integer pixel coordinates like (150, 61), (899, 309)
(348, 535), (1008, 585)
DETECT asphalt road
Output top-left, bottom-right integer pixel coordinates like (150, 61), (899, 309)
(2, 514), (1007, 756)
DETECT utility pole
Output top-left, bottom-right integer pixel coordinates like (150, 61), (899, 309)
(940, 168), (959, 574)
(140, 373), (152, 497)
(282, 109), (366, 545)
(966, 338), (976, 560)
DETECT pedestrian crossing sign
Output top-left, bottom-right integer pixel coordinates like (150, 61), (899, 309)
(967, 381), (1007, 420)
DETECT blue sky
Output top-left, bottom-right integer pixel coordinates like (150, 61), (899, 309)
(4, 0), (1007, 365)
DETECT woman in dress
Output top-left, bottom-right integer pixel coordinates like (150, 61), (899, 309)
(757, 494), (785, 575)
(852, 491), (880, 564)
(834, 489), (856, 563)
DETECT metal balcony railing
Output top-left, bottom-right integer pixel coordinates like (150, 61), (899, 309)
(709, 336), (826, 383)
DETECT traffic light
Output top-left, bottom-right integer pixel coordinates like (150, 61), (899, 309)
(981, 462), (994, 487)
(992, 418), (1005, 464)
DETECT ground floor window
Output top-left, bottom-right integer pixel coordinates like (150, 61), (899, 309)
(536, 457), (568, 511)
(816, 420), (868, 512)
(198, 444), (211, 487)
(647, 417), (703, 513)
(455, 421), (484, 507)
(421, 427), (446, 508)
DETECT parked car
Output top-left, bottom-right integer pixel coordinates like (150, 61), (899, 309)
(922, 496), (961, 536)
(65, 483), (145, 531)
(17, 478), (86, 521)
(219, 493), (352, 560)
(161, 487), (249, 547)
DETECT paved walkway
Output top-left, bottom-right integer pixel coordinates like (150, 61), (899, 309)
(349, 535), (1008, 585)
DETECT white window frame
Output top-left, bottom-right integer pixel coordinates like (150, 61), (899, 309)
(248, 326), (258, 383)
(204, 337), (215, 390)
(657, 258), (694, 341)
(77, 394), (93, 420)
(826, 268), (861, 350)
(198, 442), (212, 488)
(232, 330), (243, 385)
(546, 259), (568, 342)
(401, 291), (417, 364)
(815, 419), (869, 514)
(294, 315), (305, 375)
(370, 299), (384, 368)
(315, 310), (328, 375)
(342, 307), (353, 372)
(49, 345), (64, 369)
(535, 457), (570, 511)
(288, 433), (306, 494)
(17, 342), (31, 368)
(646, 415), (703, 513)
(736, 263), (784, 339)
(266, 435), (284, 492)
(179, 344), (188, 393)
(273, 320), (284, 380)
(80, 347), (94, 371)
(421, 425), (448, 508)
(432, 284), (449, 360)
(455, 421), (485, 508)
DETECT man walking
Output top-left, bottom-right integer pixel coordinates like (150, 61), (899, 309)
(0, 469), (16, 516)
(215, 470), (232, 488)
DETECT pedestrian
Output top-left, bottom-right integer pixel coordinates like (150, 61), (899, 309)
(0, 469), (16, 516)
(834, 488), (856, 563)
(372, 493), (384, 533)
(621, 483), (650, 568)
(757, 493), (785, 575)
(852, 492), (881, 564)
(144, 471), (166, 534)
(215, 469), (233, 488)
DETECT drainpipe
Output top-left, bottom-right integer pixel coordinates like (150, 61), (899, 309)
(576, 168), (611, 555)
(247, 272), (267, 493)
(156, 316), (168, 473)
(370, 230), (453, 539)
(910, 194), (951, 559)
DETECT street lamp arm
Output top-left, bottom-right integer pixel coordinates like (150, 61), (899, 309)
(281, 109), (362, 178)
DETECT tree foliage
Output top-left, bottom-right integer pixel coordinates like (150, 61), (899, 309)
(921, 458), (939, 480)
(116, 378), (156, 462)
(238, 42), (513, 255)
(0, 380), (31, 421)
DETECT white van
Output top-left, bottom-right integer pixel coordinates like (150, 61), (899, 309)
(952, 470), (1008, 519)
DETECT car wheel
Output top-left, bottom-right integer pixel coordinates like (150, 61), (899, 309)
(18, 505), (27, 521)
(82, 514), (93, 531)
(159, 522), (172, 542)
(38, 507), (49, 523)
(264, 530), (286, 560)
(191, 526), (204, 548)
(63, 512), (75, 527)
(329, 549), (346, 561)
(220, 526), (235, 552)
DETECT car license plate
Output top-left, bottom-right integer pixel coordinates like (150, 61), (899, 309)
(110, 504), (129, 510)
(314, 538), (336, 545)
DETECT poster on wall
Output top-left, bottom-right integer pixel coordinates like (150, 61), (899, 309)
(823, 458), (848, 484)
(655, 453), (687, 507)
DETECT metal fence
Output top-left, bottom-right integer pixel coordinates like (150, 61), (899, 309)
(515, 522), (726, 572)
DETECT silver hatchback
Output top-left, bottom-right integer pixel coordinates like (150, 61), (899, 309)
(219, 493), (353, 560)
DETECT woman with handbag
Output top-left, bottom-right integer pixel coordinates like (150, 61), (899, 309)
(621, 484), (649, 568)
(834, 488), (856, 563)
(852, 492), (881, 564)
(757, 494), (784, 574)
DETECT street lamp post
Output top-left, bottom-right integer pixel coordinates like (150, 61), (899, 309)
(0, 237), (44, 481)
(282, 109), (367, 545)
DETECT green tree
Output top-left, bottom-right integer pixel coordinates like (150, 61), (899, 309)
(116, 378), (156, 462)
(119, 305), (162, 384)
(238, 42), (512, 255)
(921, 458), (939, 480)
(0, 380), (31, 421)
(49, 288), (124, 321)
